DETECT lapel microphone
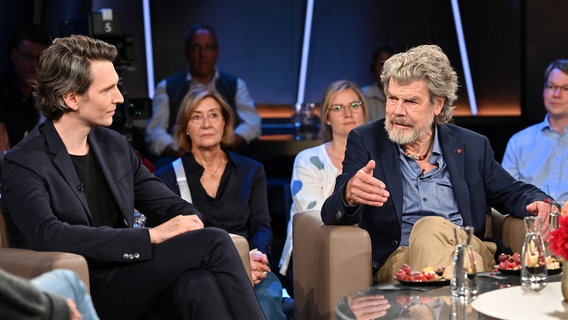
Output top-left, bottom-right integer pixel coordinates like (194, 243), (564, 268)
(418, 169), (425, 178)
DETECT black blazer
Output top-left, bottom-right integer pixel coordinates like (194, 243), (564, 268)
(1, 120), (201, 264)
(321, 119), (547, 269)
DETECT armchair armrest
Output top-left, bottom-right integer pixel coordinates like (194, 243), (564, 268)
(293, 210), (372, 320)
(0, 235), (251, 295)
(229, 233), (252, 282)
(0, 247), (90, 292)
(490, 208), (525, 254)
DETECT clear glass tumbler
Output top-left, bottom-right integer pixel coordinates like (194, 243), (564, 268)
(521, 216), (548, 291)
(291, 102), (320, 140)
(550, 200), (566, 232)
(451, 225), (477, 298)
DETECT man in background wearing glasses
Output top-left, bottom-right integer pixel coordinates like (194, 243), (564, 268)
(502, 59), (568, 201)
(0, 25), (51, 161)
(146, 23), (261, 169)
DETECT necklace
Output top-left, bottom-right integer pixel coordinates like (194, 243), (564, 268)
(403, 136), (434, 161)
(202, 155), (224, 176)
(404, 151), (428, 161)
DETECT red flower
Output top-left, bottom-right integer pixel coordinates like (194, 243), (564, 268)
(549, 216), (568, 260)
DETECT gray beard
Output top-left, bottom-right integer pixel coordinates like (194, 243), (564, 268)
(384, 115), (434, 145)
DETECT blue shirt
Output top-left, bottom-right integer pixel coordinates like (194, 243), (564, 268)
(502, 115), (568, 201)
(399, 127), (462, 246)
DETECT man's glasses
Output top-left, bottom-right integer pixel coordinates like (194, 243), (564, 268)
(330, 101), (363, 116)
(16, 49), (40, 63)
(544, 83), (568, 94)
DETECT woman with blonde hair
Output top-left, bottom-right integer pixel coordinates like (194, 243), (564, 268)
(156, 87), (287, 319)
(279, 80), (369, 280)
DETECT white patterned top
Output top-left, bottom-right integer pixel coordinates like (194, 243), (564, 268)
(279, 143), (339, 275)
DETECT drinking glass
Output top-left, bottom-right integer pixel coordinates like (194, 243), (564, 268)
(550, 200), (566, 232)
(451, 226), (477, 298)
(521, 216), (548, 291)
(291, 102), (320, 140)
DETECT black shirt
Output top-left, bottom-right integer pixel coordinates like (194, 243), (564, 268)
(155, 151), (273, 254)
(70, 150), (123, 228)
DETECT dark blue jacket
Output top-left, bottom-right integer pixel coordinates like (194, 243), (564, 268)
(321, 119), (547, 270)
(1, 120), (201, 262)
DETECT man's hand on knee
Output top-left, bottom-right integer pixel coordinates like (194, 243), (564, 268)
(149, 215), (204, 244)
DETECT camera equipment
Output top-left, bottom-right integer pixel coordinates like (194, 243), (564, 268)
(59, 9), (152, 155)
(60, 8), (134, 69)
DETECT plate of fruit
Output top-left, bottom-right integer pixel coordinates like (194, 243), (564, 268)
(546, 256), (563, 275)
(395, 264), (450, 286)
(496, 253), (563, 275)
(496, 253), (522, 275)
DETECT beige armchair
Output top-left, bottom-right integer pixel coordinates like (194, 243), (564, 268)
(293, 210), (372, 320)
(0, 212), (91, 291)
(0, 212), (253, 292)
(293, 209), (525, 320)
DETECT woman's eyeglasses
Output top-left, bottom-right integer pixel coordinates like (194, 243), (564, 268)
(329, 101), (363, 116)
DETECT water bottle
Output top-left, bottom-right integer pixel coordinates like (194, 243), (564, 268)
(451, 225), (477, 298)
(521, 216), (547, 291)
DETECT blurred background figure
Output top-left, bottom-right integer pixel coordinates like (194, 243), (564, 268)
(147, 23), (261, 169)
(502, 59), (568, 201)
(361, 43), (397, 121)
(155, 87), (289, 319)
(279, 80), (368, 292)
(0, 25), (51, 160)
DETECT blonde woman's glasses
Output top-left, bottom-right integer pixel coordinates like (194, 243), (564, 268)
(330, 101), (363, 116)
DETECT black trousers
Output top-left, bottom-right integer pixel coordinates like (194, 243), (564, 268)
(89, 227), (266, 320)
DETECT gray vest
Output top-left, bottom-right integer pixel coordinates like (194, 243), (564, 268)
(165, 71), (239, 133)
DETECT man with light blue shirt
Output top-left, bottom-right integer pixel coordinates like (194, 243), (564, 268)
(146, 24), (261, 168)
(502, 59), (568, 202)
(321, 45), (552, 284)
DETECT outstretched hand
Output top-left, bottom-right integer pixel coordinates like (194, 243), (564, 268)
(344, 160), (390, 207)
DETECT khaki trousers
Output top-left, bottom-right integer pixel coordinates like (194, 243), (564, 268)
(376, 216), (496, 284)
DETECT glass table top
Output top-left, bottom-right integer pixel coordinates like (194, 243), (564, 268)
(335, 272), (563, 320)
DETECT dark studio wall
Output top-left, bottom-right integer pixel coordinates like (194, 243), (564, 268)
(1, 1), (566, 123)
(148, 0), (523, 117)
(149, 0), (473, 107)
(150, 0), (305, 105)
